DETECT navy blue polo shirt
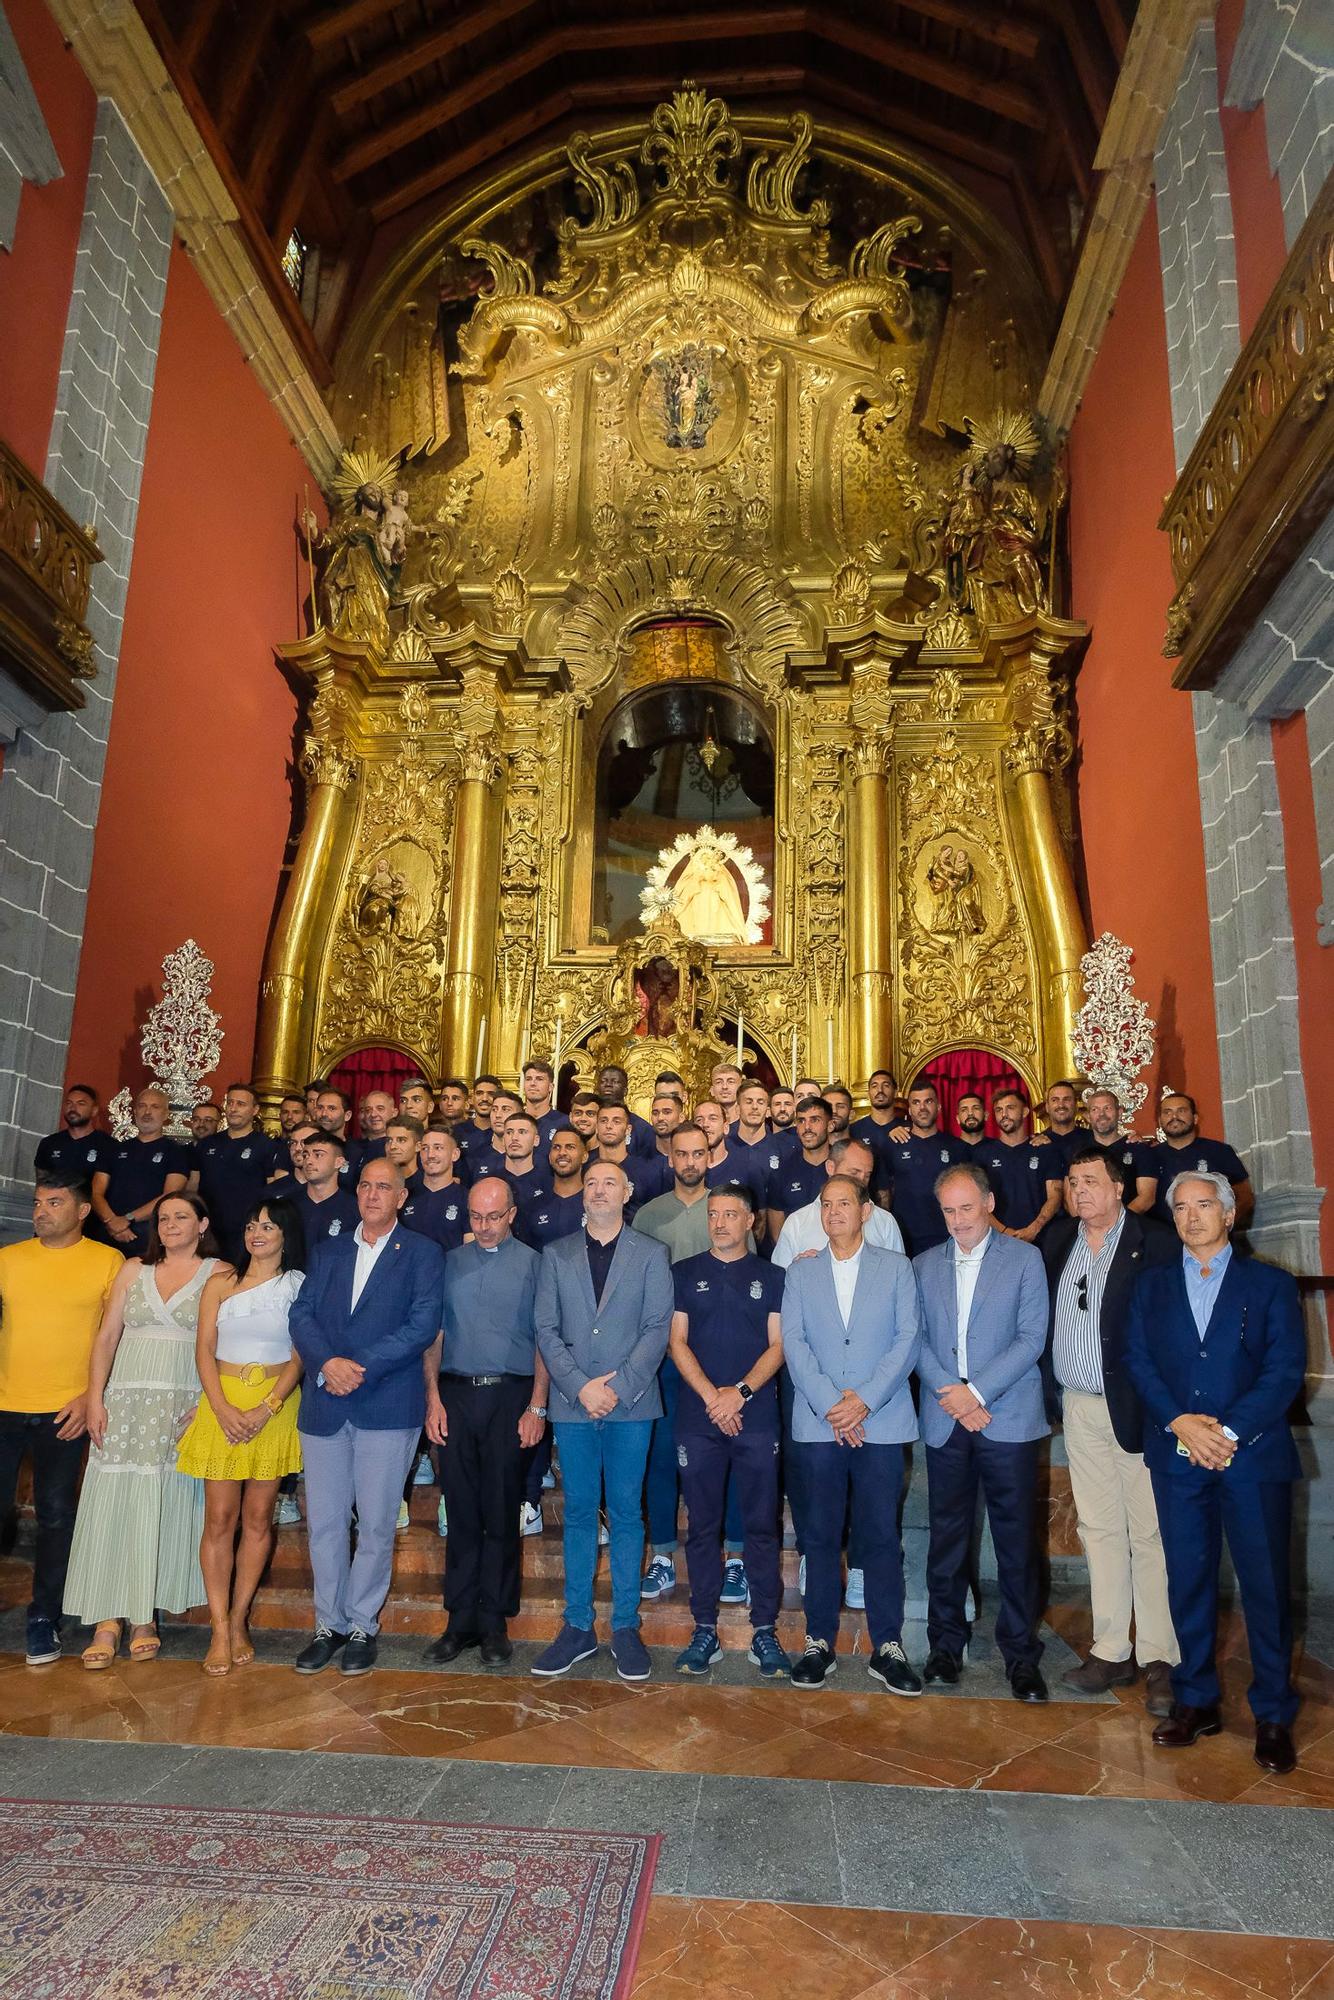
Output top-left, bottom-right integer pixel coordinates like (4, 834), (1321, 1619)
(886, 1132), (972, 1254)
(294, 1182), (360, 1248)
(849, 1114), (897, 1191)
(626, 1110), (657, 1158)
(975, 1139), (1059, 1232)
(400, 1180), (468, 1252)
(503, 1164), (551, 1210)
(195, 1130), (284, 1245)
(515, 1188), (587, 1250)
(1085, 1133), (1153, 1188)
(102, 1136), (192, 1216)
(34, 1129), (116, 1179)
(721, 1134), (774, 1210)
(765, 1152), (829, 1219)
(335, 1137), (367, 1183)
(358, 1135), (387, 1163)
(451, 1122), (495, 1179)
(590, 1149), (671, 1218)
(462, 1143), (510, 1187)
(1146, 1138), (1249, 1223)
(672, 1250), (785, 1434)
(531, 1109), (566, 1150)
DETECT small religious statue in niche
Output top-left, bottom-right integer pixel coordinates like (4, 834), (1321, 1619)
(940, 409), (1051, 622)
(641, 826), (770, 946)
(356, 854), (419, 940)
(926, 843), (985, 936)
(301, 449), (418, 652)
(633, 955), (681, 1037)
(648, 345), (720, 451)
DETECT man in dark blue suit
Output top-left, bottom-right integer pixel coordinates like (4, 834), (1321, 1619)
(289, 1154), (445, 1677)
(1125, 1170), (1305, 1774)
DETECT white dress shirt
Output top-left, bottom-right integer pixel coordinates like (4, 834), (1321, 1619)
(830, 1244), (862, 1325)
(771, 1198), (904, 1268)
(953, 1232), (989, 1401)
(350, 1221), (392, 1308)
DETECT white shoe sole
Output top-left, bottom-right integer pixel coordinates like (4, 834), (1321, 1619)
(532, 1644), (598, 1678)
(867, 1662), (923, 1696)
(792, 1658), (837, 1690)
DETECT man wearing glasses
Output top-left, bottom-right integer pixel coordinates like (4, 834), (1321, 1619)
(1042, 1146), (1178, 1713)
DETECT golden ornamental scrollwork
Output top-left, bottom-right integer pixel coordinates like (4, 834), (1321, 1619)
(300, 732), (356, 792)
(1005, 662), (1074, 779)
(640, 82), (741, 207)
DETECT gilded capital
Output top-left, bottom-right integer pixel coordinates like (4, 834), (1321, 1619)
(455, 733), (502, 785)
(1003, 661), (1073, 780)
(849, 731), (893, 778)
(300, 732), (357, 791)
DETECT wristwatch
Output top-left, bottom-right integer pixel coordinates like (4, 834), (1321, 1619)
(736, 1383), (754, 1402)
(527, 1404), (548, 1419)
(263, 1390), (284, 1416)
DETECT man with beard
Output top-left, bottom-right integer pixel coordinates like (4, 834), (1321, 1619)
(975, 1090), (1063, 1243)
(954, 1094), (988, 1149)
(1145, 1093), (1253, 1231)
(34, 1085), (114, 1184)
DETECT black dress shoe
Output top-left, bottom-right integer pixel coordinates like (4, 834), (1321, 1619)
(340, 1629), (378, 1676)
(425, 1629), (479, 1664)
(295, 1627), (348, 1674)
(923, 1647), (962, 1686)
(1152, 1703), (1223, 1747)
(480, 1633), (513, 1666)
(1010, 1662), (1049, 1704)
(1254, 1722), (1297, 1774)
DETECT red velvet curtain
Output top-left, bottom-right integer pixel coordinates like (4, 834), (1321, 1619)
(919, 1049), (1029, 1138)
(328, 1047), (418, 1128)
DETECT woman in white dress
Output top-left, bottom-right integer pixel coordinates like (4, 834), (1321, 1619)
(64, 1193), (227, 1667)
(177, 1198), (304, 1676)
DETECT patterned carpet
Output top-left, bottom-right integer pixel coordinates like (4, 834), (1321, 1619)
(0, 1797), (659, 1998)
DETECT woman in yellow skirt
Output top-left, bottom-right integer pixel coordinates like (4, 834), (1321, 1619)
(178, 1197), (304, 1676)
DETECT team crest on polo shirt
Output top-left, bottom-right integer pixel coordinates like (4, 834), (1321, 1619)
(328, 1219), (343, 1234)
(85, 1148), (98, 1162)
(769, 1153), (781, 1170)
(1029, 1157), (1039, 1171)
(446, 1204), (458, 1221)
(1196, 1156), (1208, 1170)
(939, 1148), (950, 1162)
(750, 1279), (763, 1300)
(152, 1151), (163, 1164)
(241, 1147), (252, 1160)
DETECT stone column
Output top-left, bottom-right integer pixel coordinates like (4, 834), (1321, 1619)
(0, 102), (172, 1237)
(253, 732), (358, 1113)
(845, 733), (894, 1096)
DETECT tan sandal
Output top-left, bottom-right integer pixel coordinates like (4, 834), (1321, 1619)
(82, 1622), (121, 1671)
(202, 1632), (232, 1678)
(229, 1629), (255, 1667)
(127, 1626), (160, 1662)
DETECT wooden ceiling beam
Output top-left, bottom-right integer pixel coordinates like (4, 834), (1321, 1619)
(176, 0), (228, 68)
(1008, 167), (1066, 302)
(336, 8), (1043, 181)
(247, 50), (313, 210)
(1054, 12), (1113, 130)
(892, 0), (1044, 58)
(215, 5), (281, 140)
(331, 0), (539, 113)
(272, 99), (333, 249)
(367, 59), (1037, 223)
(301, 0), (405, 51)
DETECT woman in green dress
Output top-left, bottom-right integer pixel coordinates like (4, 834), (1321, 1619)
(64, 1192), (228, 1666)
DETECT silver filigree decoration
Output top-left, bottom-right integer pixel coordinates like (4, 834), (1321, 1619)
(108, 1088), (136, 1141)
(140, 940), (224, 1138)
(1072, 932), (1156, 1125)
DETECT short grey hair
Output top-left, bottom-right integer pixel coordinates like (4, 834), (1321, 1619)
(830, 1135), (875, 1164)
(934, 1161), (993, 1201)
(1166, 1169), (1236, 1215)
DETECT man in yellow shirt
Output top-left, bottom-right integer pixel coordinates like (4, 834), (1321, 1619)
(0, 1172), (122, 1665)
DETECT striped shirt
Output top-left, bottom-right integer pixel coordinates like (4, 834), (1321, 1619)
(1051, 1211), (1127, 1395)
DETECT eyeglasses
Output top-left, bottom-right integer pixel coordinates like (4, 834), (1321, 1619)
(1075, 1274), (1089, 1313)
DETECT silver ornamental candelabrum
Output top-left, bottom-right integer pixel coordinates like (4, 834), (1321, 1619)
(140, 940), (224, 1138)
(1072, 931), (1156, 1130)
(107, 1088), (136, 1140)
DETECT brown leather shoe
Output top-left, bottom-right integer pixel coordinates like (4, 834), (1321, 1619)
(1142, 1661), (1175, 1719)
(1152, 1703), (1223, 1748)
(1061, 1654), (1137, 1694)
(1254, 1722), (1297, 1775)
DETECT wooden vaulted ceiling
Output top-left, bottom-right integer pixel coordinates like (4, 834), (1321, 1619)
(138, 0), (1135, 372)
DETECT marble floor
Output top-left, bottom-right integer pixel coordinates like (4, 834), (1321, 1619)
(0, 1599), (1330, 1998)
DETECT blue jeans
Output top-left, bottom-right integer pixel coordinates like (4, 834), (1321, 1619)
(555, 1419), (653, 1632)
(646, 1356), (744, 1553)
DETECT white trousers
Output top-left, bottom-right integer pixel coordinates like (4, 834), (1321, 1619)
(1062, 1388), (1179, 1666)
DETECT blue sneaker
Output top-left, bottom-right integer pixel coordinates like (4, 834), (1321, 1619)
(675, 1626), (722, 1676)
(747, 1627), (790, 1679)
(611, 1627), (652, 1683)
(531, 1624), (598, 1678)
(640, 1556), (676, 1599)
(719, 1559), (749, 1605)
(24, 1615), (60, 1667)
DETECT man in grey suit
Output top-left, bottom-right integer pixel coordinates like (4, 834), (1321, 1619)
(782, 1174), (921, 1691)
(532, 1159), (674, 1682)
(914, 1162), (1051, 1702)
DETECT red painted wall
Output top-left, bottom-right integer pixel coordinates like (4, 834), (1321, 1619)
(65, 244), (311, 1099)
(0, 0), (96, 471)
(1270, 715), (1334, 1266)
(1215, 0), (1289, 339)
(1067, 209), (1222, 1130)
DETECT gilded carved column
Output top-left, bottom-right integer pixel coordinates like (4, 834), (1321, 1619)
(254, 727), (358, 1110)
(846, 732), (894, 1094)
(1004, 640), (1086, 1081)
(442, 670), (504, 1076)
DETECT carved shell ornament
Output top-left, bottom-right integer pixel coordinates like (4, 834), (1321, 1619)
(641, 826), (771, 946)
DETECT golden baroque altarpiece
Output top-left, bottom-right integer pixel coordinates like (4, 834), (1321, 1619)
(256, 89), (1089, 1113)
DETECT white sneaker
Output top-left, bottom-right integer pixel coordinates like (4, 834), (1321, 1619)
(274, 1494), (301, 1528)
(798, 1554), (806, 1597)
(598, 1513), (611, 1547)
(519, 1501), (544, 1537)
(541, 1467), (557, 1491)
(412, 1454), (435, 1486)
(396, 1500), (410, 1532)
(845, 1567), (865, 1609)
(437, 1495), (448, 1538)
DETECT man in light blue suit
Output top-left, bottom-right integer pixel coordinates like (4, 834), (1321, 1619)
(532, 1159), (674, 1683)
(289, 1155), (445, 1678)
(782, 1174), (921, 1692)
(1125, 1170), (1305, 1776)
(914, 1161), (1051, 1703)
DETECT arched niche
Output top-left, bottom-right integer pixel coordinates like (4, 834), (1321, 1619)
(591, 639), (776, 948)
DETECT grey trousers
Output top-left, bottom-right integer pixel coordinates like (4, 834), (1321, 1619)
(302, 1421), (418, 1636)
